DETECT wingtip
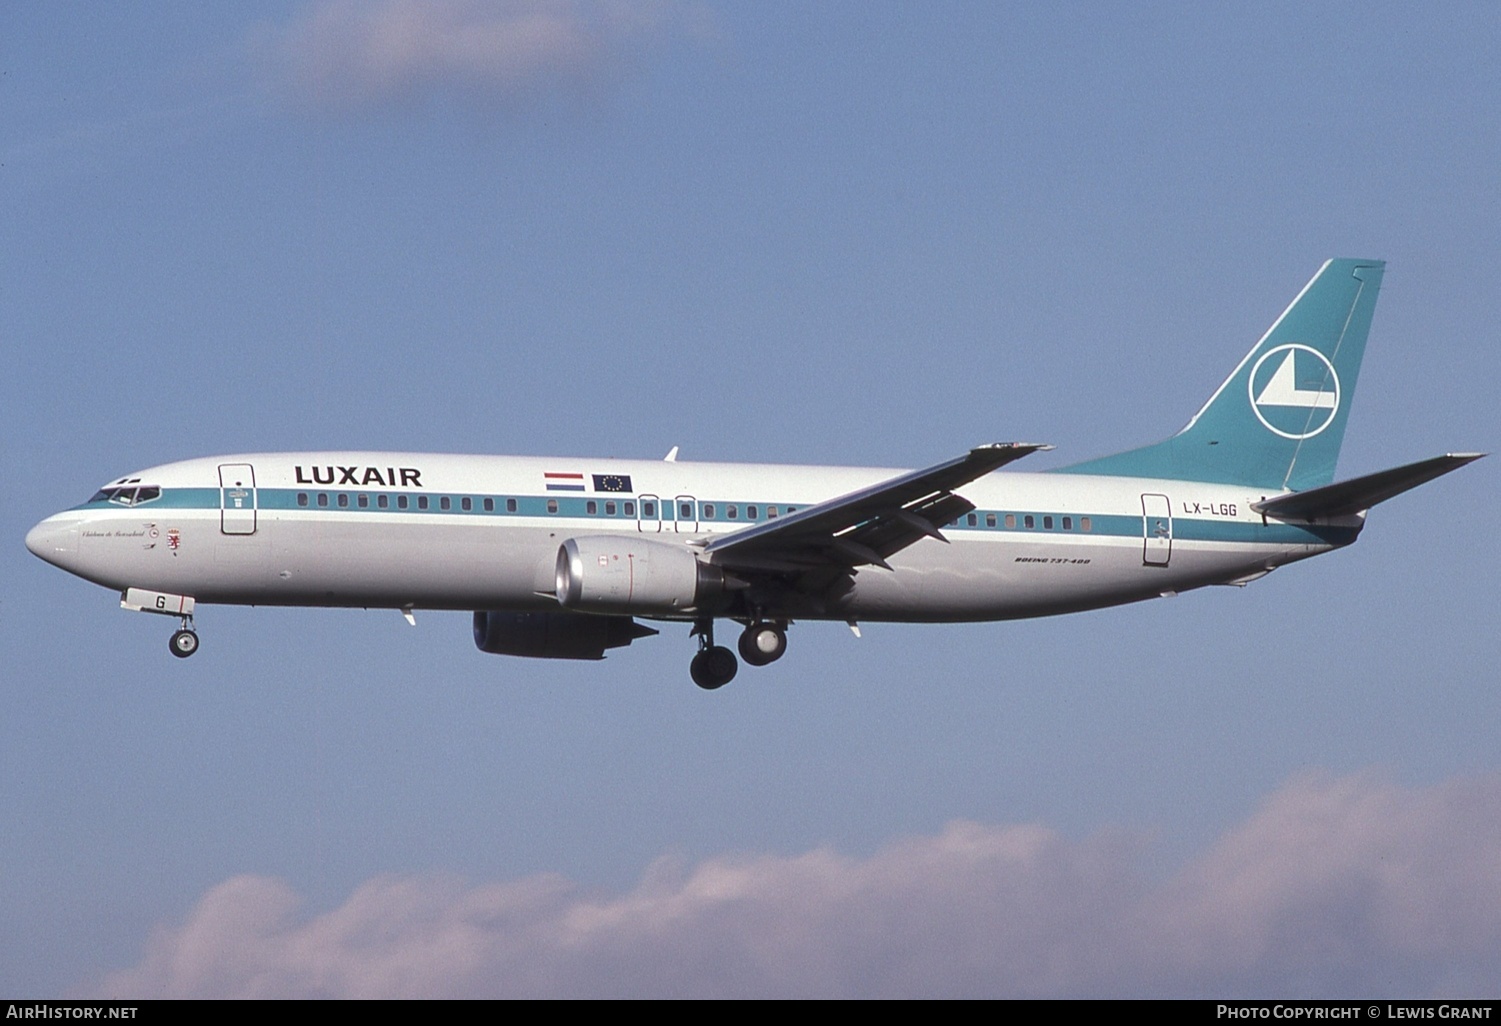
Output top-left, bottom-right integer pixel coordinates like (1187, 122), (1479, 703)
(973, 441), (1055, 454)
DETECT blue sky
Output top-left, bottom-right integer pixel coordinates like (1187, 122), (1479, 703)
(4, 1), (1498, 997)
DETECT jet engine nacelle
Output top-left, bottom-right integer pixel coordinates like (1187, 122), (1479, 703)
(556, 536), (726, 615)
(472, 610), (657, 660)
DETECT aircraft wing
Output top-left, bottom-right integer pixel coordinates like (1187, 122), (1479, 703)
(704, 442), (1052, 574)
(1250, 453), (1485, 520)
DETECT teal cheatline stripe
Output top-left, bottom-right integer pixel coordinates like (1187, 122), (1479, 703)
(945, 512), (1356, 547)
(1173, 519), (1357, 546)
(1052, 259), (1384, 491)
(72, 489), (1358, 549)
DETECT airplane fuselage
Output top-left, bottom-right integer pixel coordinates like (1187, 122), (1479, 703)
(27, 451), (1359, 624)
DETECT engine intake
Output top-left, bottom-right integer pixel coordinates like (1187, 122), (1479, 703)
(555, 536), (726, 615)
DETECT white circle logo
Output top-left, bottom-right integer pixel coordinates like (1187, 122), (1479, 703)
(1247, 344), (1340, 440)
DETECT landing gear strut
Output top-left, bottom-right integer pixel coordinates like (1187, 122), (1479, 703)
(169, 615), (199, 659)
(689, 619), (737, 690)
(738, 621), (787, 666)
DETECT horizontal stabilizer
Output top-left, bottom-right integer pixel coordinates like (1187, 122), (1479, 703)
(1251, 453), (1485, 520)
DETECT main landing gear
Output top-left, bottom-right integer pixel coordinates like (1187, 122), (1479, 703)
(738, 621), (787, 666)
(168, 616), (199, 658)
(689, 619), (737, 690)
(689, 618), (788, 689)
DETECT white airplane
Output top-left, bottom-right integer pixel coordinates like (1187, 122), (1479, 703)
(26, 259), (1482, 689)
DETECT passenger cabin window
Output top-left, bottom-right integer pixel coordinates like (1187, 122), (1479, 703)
(679, 503), (693, 519)
(967, 513), (978, 526)
(461, 497), (472, 512)
(747, 506), (758, 520)
(417, 496), (429, 510)
(605, 501), (616, 516)
(358, 494), (369, 508)
(727, 505), (737, 520)
(483, 498), (494, 512)
(318, 494), (329, 507)
(378, 495), (389, 509)
(623, 501), (635, 516)
(1024, 515), (1035, 529)
(985, 513), (997, 527)
(587, 501), (598, 515)
(398, 495), (409, 510)
(337, 494), (349, 508)
(1005, 514), (1016, 528)
(1080, 516), (1092, 532)
(547, 499), (558, 514)
(506, 498), (517, 513)
(1044, 516), (1054, 529)
(643, 501), (656, 518)
(767, 507), (778, 518)
(1062, 516), (1072, 530)
(703, 504), (715, 519)
(297, 493), (309, 507)
(440, 496), (451, 511)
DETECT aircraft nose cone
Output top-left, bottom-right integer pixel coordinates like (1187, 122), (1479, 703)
(25, 515), (78, 565)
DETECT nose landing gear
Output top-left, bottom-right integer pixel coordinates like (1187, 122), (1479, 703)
(119, 589), (200, 659)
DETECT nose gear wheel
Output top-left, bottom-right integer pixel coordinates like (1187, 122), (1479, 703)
(169, 629), (199, 658)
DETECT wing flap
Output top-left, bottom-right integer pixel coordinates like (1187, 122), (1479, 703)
(840, 492), (975, 562)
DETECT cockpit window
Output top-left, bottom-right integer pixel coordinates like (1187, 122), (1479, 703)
(89, 485), (161, 507)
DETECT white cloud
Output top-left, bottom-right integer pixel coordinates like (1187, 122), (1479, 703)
(91, 772), (1501, 997)
(262, 0), (713, 112)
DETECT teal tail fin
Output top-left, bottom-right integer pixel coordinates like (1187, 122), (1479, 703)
(1056, 259), (1385, 491)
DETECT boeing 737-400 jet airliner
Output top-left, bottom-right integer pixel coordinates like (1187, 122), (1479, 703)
(26, 260), (1483, 688)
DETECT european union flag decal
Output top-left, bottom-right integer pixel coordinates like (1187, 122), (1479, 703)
(592, 474), (632, 493)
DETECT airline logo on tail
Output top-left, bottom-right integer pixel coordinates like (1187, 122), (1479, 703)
(1248, 344), (1341, 439)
